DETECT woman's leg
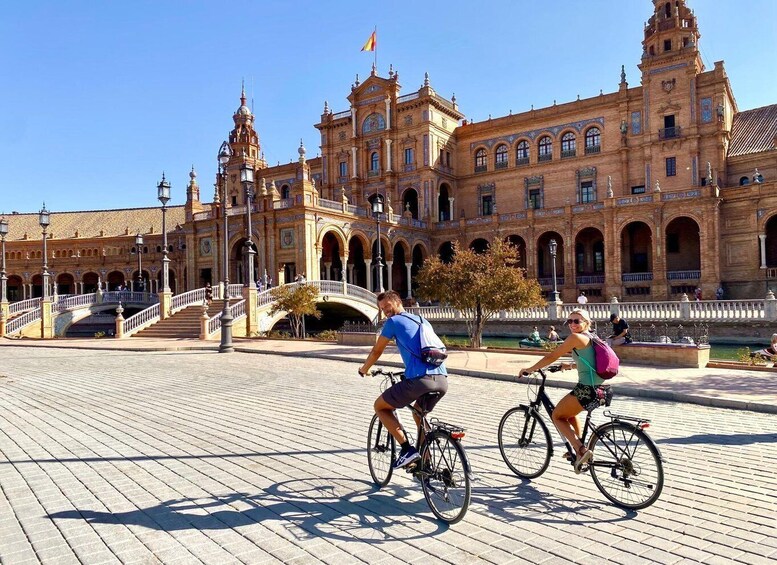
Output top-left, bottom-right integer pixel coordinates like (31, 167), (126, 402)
(552, 393), (585, 453)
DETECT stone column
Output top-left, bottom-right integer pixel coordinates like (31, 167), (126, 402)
(351, 106), (356, 138)
(385, 260), (393, 291)
(364, 258), (372, 292)
(765, 290), (777, 322)
(405, 263), (413, 299)
(384, 96), (391, 129)
(351, 147), (358, 179)
(759, 234), (767, 268)
(199, 302), (210, 340)
(385, 139), (393, 172)
(324, 261), (332, 280)
(448, 197), (454, 220)
(348, 264), (355, 285)
(40, 299), (54, 339)
(244, 286), (258, 336)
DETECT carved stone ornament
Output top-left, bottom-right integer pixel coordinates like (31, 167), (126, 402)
(662, 78), (676, 93)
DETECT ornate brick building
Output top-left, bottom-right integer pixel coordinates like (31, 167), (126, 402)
(1, 0), (775, 304)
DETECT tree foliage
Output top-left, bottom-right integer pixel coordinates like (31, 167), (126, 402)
(415, 239), (544, 348)
(269, 283), (322, 338)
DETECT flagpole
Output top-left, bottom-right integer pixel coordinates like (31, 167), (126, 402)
(373, 26), (377, 71)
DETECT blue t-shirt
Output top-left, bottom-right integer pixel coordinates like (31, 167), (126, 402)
(380, 313), (447, 379)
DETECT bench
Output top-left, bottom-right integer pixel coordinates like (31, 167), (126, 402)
(613, 341), (711, 369)
(337, 331), (378, 346)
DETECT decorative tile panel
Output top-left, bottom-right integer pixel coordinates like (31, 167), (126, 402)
(631, 111), (642, 135)
(700, 97), (713, 123)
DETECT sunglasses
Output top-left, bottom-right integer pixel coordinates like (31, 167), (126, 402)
(566, 318), (585, 324)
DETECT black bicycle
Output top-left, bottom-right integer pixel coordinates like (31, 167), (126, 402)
(366, 369), (472, 523)
(497, 365), (664, 510)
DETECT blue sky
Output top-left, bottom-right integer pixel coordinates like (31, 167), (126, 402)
(1, 0), (775, 214)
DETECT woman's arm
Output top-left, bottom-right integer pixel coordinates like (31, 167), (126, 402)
(521, 333), (587, 375)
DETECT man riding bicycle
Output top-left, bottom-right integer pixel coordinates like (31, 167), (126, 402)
(359, 290), (448, 469)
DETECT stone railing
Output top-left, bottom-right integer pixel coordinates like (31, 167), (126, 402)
(6, 307), (41, 334)
(171, 288), (207, 313)
(206, 299), (247, 335)
(9, 297), (42, 316)
(54, 293), (98, 312)
(122, 303), (160, 336)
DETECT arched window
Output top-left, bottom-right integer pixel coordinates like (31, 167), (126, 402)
(475, 148), (487, 172)
(585, 127), (601, 154)
(370, 152), (379, 172)
(561, 132), (576, 158)
(538, 136), (552, 162)
(740, 176), (750, 186)
(495, 144), (508, 169)
(516, 140), (529, 165)
(281, 184), (290, 199)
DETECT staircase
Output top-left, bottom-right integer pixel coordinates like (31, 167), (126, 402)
(133, 300), (231, 339)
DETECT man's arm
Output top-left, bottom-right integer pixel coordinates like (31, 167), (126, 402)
(359, 335), (391, 376)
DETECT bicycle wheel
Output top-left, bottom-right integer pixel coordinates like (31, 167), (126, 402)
(588, 421), (664, 509)
(419, 431), (471, 524)
(498, 406), (552, 479)
(367, 414), (395, 487)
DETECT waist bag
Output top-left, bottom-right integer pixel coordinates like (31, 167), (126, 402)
(399, 313), (448, 367)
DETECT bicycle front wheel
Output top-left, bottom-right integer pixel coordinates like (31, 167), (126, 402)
(498, 406), (552, 479)
(367, 414), (395, 487)
(588, 421), (664, 510)
(419, 431), (471, 524)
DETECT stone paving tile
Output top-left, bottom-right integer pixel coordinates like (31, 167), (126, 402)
(0, 348), (776, 564)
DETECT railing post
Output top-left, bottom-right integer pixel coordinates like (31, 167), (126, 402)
(114, 303), (125, 339)
(40, 299), (54, 339)
(96, 287), (103, 304)
(546, 300), (563, 320)
(0, 306), (6, 338)
(159, 290), (172, 320)
(199, 301), (209, 340)
(679, 293), (691, 321)
(244, 285), (258, 337)
(609, 296), (620, 318)
(766, 290), (777, 322)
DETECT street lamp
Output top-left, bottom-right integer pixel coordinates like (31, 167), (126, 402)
(39, 203), (51, 300)
(549, 238), (560, 303)
(372, 194), (385, 293)
(0, 216), (8, 304)
(240, 162), (256, 289)
(218, 140), (234, 353)
(135, 233), (144, 292)
(157, 173), (171, 293)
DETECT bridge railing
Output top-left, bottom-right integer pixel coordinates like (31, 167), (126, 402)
(9, 298), (42, 316)
(206, 299), (246, 335)
(688, 299), (764, 320)
(122, 303), (161, 336)
(102, 291), (158, 305)
(55, 293), (98, 312)
(6, 307), (41, 334)
(171, 288), (206, 314)
(614, 301), (682, 320)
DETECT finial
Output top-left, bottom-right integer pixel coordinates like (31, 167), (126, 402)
(600, 89), (603, 95)
(241, 79), (246, 106)
(620, 64), (626, 84)
(509, 109), (512, 115)
(324, 100), (329, 114)
(190, 166), (197, 180)
(260, 177), (267, 196)
(424, 72), (429, 87)
(577, 94), (580, 101)
(355, 73), (360, 87)
(451, 93), (456, 103)
(553, 99), (556, 105)
(655, 179), (661, 193)
(388, 64), (394, 78)
(371, 62), (376, 76)
(298, 139), (306, 158)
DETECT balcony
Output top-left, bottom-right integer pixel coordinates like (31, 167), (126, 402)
(622, 272), (654, 282)
(561, 149), (576, 159)
(659, 126), (682, 140)
(474, 165), (487, 173)
(584, 144), (601, 155)
(538, 277), (565, 287)
(576, 275), (605, 285)
(495, 161), (508, 170)
(667, 270), (701, 281)
(538, 153), (552, 163)
(516, 156), (529, 166)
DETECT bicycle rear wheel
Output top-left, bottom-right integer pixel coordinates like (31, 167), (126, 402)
(367, 414), (395, 487)
(419, 431), (471, 524)
(498, 406), (552, 479)
(588, 421), (664, 509)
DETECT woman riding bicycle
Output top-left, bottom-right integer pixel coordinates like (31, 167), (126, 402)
(520, 307), (607, 473)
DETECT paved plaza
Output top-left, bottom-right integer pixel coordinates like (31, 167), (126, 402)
(1, 346), (776, 564)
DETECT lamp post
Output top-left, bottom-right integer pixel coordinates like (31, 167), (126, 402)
(240, 162), (256, 289)
(0, 216), (8, 304)
(549, 238), (560, 303)
(135, 233), (144, 292)
(157, 173), (171, 292)
(372, 194), (384, 293)
(39, 203), (51, 300)
(218, 141), (234, 353)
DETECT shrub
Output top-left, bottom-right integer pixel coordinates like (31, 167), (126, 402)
(315, 329), (338, 341)
(94, 331), (106, 339)
(736, 347), (767, 366)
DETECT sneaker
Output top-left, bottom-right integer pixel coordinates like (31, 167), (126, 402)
(574, 449), (593, 474)
(394, 446), (421, 469)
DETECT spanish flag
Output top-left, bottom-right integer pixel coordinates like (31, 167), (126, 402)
(361, 31), (376, 52)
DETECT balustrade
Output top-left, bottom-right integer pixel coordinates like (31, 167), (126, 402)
(9, 297), (42, 315)
(6, 307), (41, 334)
(122, 303), (160, 335)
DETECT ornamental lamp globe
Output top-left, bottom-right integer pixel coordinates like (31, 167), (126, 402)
(39, 204), (50, 229)
(372, 194), (384, 216)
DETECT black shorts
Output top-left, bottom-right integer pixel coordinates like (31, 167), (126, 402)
(571, 383), (613, 412)
(382, 374), (448, 412)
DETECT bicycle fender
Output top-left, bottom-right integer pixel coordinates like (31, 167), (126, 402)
(597, 420), (665, 462)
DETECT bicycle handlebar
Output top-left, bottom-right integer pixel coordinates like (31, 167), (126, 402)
(519, 363), (563, 378)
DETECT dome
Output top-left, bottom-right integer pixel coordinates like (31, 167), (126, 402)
(236, 104), (251, 116)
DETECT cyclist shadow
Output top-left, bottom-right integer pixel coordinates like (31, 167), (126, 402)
(47, 477), (449, 542)
(470, 474), (637, 524)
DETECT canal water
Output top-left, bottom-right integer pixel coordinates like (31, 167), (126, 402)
(439, 335), (768, 361)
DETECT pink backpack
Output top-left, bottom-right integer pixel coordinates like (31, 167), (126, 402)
(576, 332), (620, 380)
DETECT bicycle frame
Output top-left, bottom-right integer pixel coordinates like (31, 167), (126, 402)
(521, 368), (663, 464)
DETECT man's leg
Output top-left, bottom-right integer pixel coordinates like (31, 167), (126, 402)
(374, 395), (408, 445)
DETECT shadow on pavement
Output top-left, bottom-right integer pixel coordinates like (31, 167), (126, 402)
(48, 478), (448, 541)
(655, 432), (777, 445)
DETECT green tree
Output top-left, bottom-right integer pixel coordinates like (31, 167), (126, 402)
(268, 283), (322, 338)
(415, 239), (544, 348)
